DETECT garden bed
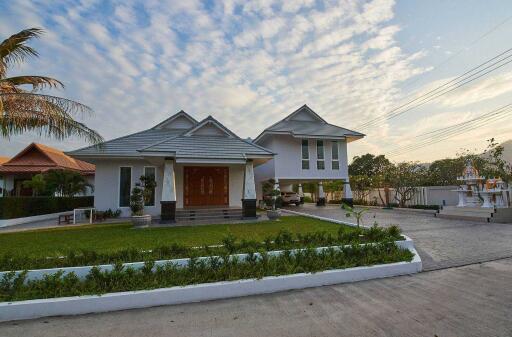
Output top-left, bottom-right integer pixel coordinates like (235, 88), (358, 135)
(0, 240), (420, 322)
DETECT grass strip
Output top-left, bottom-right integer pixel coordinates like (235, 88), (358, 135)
(0, 225), (403, 271)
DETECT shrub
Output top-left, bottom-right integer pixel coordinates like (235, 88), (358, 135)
(0, 243), (413, 302)
(405, 205), (440, 210)
(0, 196), (94, 219)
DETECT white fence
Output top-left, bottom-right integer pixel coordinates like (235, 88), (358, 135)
(361, 186), (459, 207)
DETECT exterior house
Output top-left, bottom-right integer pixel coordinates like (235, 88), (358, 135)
(68, 111), (274, 222)
(0, 143), (95, 197)
(253, 105), (364, 205)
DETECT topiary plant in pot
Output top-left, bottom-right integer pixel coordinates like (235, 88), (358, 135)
(267, 189), (282, 220)
(130, 187), (149, 229)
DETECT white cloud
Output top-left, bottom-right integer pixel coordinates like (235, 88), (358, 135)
(0, 0), (432, 160)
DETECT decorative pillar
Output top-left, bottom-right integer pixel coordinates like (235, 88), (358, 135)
(342, 178), (353, 207)
(242, 160), (257, 218)
(274, 178), (280, 192)
(456, 188), (467, 207)
(298, 183), (304, 204)
(160, 159), (176, 223)
(317, 181), (326, 206)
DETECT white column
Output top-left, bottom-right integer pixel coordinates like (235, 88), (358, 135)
(274, 178), (280, 192)
(243, 161), (256, 199)
(318, 181), (325, 199)
(161, 159), (176, 202)
(342, 178), (353, 199)
(298, 184), (304, 197)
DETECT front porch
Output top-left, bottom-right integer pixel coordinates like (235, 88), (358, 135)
(158, 159), (258, 223)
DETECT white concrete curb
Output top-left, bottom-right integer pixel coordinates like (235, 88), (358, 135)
(0, 244), (421, 322)
(281, 208), (360, 227)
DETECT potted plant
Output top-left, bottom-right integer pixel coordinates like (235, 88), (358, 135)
(267, 189), (282, 220)
(130, 175), (156, 228)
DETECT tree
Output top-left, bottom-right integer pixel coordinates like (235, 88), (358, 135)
(425, 158), (465, 186)
(349, 154), (393, 205)
(388, 162), (426, 207)
(349, 154), (392, 177)
(0, 28), (102, 143)
(350, 175), (373, 203)
(45, 169), (92, 197)
(22, 174), (47, 196)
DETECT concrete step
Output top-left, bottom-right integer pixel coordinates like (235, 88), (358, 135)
(441, 206), (495, 214)
(438, 209), (494, 218)
(436, 213), (490, 222)
(176, 208), (243, 222)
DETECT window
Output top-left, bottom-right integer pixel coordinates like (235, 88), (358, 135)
(301, 139), (309, 170)
(316, 140), (325, 170)
(119, 167), (132, 207)
(331, 141), (340, 170)
(144, 167), (156, 206)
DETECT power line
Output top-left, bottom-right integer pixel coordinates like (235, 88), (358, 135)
(356, 48), (512, 130)
(385, 103), (512, 157)
(386, 108), (512, 157)
(398, 14), (512, 93)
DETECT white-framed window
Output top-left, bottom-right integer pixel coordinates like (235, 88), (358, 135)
(301, 139), (310, 170)
(119, 166), (132, 207)
(331, 141), (340, 170)
(143, 166), (156, 206)
(316, 140), (325, 170)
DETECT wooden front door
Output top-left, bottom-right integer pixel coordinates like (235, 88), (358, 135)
(184, 167), (229, 207)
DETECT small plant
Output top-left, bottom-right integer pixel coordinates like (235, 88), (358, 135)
(129, 184), (144, 216)
(342, 203), (368, 227)
(103, 209), (121, 218)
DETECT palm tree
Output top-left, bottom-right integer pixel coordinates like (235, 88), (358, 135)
(0, 28), (103, 144)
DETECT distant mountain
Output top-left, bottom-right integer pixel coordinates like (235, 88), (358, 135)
(481, 139), (512, 163)
(498, 139), (512, 163)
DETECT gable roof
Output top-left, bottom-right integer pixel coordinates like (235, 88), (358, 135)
(152, 110), (198, 130)
(0, 157), (9, 165)
(254, 104), (364, 143)
(69, 112), (274, 160)
(183, 116), (236, 138)
(0, 143), (95, 174)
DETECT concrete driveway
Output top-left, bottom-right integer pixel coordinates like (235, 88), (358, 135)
(288, 204), (512, 271)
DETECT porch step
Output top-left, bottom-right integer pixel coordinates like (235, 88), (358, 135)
(176, 208), (243, 222)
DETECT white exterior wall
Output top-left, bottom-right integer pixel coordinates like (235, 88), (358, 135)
(94, 160), (245, 215)
(254, 134), (349, 200)
(94, 159), (163, 217)
(271, 135), (348, 179)
(364, 186), (459, 206)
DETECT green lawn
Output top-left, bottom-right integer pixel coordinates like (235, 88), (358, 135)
(0, 216), (349, 258)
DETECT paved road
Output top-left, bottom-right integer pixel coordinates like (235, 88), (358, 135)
(288, 204), (512, 271)
(2, 257), (511, 337)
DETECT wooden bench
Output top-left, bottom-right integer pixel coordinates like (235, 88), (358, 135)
(58, 213), (73, 225)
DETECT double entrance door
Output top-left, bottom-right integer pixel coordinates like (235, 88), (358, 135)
(184, 166), (229, 207)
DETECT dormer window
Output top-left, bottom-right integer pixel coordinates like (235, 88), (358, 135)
(331, 141), (339, 170)
(301, 139), (309, 170)
(316, 140), (325, 170)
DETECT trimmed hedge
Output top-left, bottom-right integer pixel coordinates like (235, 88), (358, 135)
(0, 196), (94, 220)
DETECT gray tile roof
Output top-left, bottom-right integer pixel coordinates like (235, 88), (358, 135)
(254, 104), (365, 142)
(266, 120), (364, 138)
(141, 135), (273, 158)
(68, 113), (273, 159)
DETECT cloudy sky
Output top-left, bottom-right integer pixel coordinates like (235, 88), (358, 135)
(1, 0), (512, 162)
